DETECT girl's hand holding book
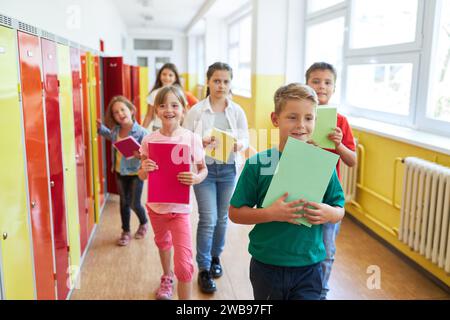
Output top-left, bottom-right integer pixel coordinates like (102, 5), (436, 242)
(141, 159), (159, 172)
(177, 172), (200, 185)
(202, 136), (217, 149)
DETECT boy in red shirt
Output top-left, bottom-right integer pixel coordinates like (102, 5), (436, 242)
(306, 62), (357, 299)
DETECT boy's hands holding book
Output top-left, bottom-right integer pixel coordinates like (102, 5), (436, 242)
(328, 127), (343, 148)
(266, 193), (307, 225)
(301, 201), (344, 225)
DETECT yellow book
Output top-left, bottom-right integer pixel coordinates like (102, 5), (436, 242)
(206, 127), (236, 163)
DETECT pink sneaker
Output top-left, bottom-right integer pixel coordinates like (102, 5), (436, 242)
(156, 274), (173, 300)
(135, 223), (149, 239)
(117, 232), (131, 246)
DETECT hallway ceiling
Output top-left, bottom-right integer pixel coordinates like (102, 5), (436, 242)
(112, 0), (251, 33)
(112, 0), (205, 31)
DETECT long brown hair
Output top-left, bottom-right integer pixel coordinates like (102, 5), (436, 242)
(104, 95), (136, 128)
(151, 63), (182, 93)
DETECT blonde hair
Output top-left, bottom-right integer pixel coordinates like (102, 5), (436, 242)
(104, 95), (136, 128)
(154, 85), (188, 119)
(273, 83), (318, 115)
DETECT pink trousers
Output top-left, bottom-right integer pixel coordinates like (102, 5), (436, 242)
(148, 209), (194, 282)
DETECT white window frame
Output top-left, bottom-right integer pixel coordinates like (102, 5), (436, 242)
(304, 0), (450, 136)
(416, 0), (450, 136)
(227, 11), (252, 98)
(304, 6), (346, 105)
(196, 35), (205, 85)
(343, 53), (420, 128)
(346, 0), (425, 57)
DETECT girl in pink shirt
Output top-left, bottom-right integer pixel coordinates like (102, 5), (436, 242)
(138, 85), (207, 300)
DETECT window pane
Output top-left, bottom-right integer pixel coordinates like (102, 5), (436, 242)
(229, 47), (239, 74)
(346, 63), (413, 115)
(229, 23), (240, 44)
(197, 37), (205, 84)
(307, 0), (343, 13)
(428, 0), (450, 123)
(305, 17), (345, 104)
(239, 16), (252, 63)
(350, 0), (418, 49)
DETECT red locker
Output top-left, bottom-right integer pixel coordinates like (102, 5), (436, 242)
(102, 57), (123, 195)
(130, 65), (141, 123)
(80, 51), (96, 235)
(17, 32), (57, 300)
(70, 47), (89, 254)
(94, 56), (106, 207)
(39, 37), (70, 300)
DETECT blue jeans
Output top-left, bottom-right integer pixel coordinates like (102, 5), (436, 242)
(320, 222), (341, 299)
(115, 173), (148, 232)
(193, 163), (236, 271)
(250, 258), (323, 300)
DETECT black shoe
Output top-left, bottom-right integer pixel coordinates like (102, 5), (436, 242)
(211, 257), (223, 278)
(198, 270), (217, 294)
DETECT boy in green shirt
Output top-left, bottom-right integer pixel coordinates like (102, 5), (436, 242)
(229, 83), (345, 300)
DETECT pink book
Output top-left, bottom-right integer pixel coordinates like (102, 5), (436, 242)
(148, 143), (191, 204)
(113, 136), (141, 159)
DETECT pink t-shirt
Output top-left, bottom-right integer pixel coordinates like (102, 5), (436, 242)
(140, 127), (205, 214)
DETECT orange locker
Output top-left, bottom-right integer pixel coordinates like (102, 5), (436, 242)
(18, 31), (59, 300)
(94, 56), (106, 208)
(130, 65), (141, 123)
(80, 51), (96, 236)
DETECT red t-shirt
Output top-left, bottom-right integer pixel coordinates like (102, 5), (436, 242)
(324, 113), (356, 180)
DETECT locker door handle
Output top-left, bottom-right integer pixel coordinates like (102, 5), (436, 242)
(31, 201), (36, 208)
(75, 154), (80, 159)
(2, 233), (7, 240)
(50, 181), (55, 187)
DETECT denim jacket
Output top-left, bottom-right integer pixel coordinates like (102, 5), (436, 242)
(98, 121), (149, 175)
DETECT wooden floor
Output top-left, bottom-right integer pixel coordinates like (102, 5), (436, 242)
(70, 193), (450, 300)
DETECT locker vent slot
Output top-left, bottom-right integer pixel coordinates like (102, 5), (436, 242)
(41, 30), (56, 41)
(56, 36), (69, 46)
(18, 21), (38, 35)
(0, 14), (12, 27)
(134, 39), (173, 51)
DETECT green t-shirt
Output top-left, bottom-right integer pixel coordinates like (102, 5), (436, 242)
(230, 148), (345, 267)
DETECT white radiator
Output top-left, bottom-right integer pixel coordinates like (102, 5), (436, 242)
(340, 139), (358, 203)
(399, 157), (450, 273)
(341, 160), (358, 202)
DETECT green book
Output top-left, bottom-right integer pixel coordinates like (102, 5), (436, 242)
(311, 106), (337, 149)
(262, 137), (339, 227)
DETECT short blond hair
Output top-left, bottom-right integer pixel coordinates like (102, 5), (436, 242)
(274, 83), (318, 114)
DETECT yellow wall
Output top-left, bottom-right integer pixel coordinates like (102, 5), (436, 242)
(347, 129), (450, 287)
(182, 73), (198, 94)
